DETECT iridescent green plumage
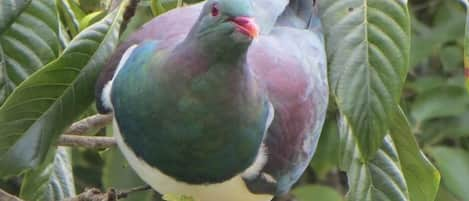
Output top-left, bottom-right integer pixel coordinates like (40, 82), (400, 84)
(111, 0), (271, 183)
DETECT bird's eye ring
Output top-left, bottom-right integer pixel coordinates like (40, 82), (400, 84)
(211, 3), (219, 17)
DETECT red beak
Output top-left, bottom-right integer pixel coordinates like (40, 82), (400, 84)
(229, 16), (259, 38)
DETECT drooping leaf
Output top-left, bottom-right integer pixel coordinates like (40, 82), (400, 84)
(429, 147), (469, 201)
(0, 0), (130, 178)
(292, 185), (343, 201)
(463, 0), (469, 91)
(318, 0), (411, 159)
(389, 108), (440, 201)
(338, 116), (410, 201)
(0, 0), (62, 105)
(0, 0), (32, 34)
(58, 0), (85, 37)
(79, 10), (107, 31)
(20, 148), (76, 201)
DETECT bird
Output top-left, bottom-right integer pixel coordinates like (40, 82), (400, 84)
(95, 0), (328, 200)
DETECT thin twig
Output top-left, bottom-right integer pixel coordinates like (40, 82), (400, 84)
(117, 185), (152, 199)
(0, 189), (22, 201)
(64, 114), (113, 136)
(61, 186), (153, 201)
(58, 135), (117, 149)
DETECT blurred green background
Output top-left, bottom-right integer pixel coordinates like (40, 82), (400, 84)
(1, 0), (469, 201)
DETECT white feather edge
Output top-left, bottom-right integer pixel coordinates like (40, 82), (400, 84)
(242, 101), (275, 180)
(113, 119), (273, 201)
(101, 44), (139, 112)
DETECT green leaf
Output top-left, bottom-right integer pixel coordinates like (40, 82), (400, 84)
(78, 0), (101, 12)
(0, 0), (32, 34)
(0, 0), (62, 105)
(319, 0), (411, 159)
(440, 45), (463, 72)
(429, 147), (469, 201)
(310, 117), (340, 178)
(389, 108), (440, 201)
(79, 10), (107, 31)
(435, 186), (460, 201)
(418, 112), (469, 144)
(20, 148), (76, 201)
(151, 0), (182, 16)
(463, 0), (469, 91)
(58, 0), (85, 37)
(338, 116), (410, 201)
(292, 185), (343, 201)
(410, 4), (464, 68)
(411, 86), (469, 122)
(0, 0), (130, 178)
(120, 0), (155, 41)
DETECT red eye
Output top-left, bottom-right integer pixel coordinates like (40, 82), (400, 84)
(211, 4), (219, 16)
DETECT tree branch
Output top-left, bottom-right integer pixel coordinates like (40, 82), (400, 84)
(0, 189), (22, 201)
(58, 135), (117, 149)
(117, 185), (152, 199)
(64, 114), (113, 136)
(61, 186), (152, 201)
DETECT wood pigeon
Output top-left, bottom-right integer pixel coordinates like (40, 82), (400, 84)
(95, 0), (328, 200)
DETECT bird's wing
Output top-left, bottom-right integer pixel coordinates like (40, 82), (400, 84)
(246, 1), (329, 195)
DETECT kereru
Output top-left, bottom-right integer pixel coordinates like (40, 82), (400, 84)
(95, 0), (328, 200)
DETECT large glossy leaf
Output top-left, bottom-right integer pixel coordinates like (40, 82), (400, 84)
(338, 116), (410, 201)
(463, 0), (469, 91)
(19, 148), (75, 201)
(319, 0), (411, 159)
(0, 0), (130, 177)
(0, 0), (62, 105)
(0, 0), (32, 34)
(429, 147), (469, 201)
(389, 108), (440, 201)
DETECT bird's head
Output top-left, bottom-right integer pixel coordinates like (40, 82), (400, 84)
(188, 0), (259, 54)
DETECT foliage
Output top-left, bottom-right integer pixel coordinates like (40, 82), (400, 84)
(0, 0), (468, 201)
